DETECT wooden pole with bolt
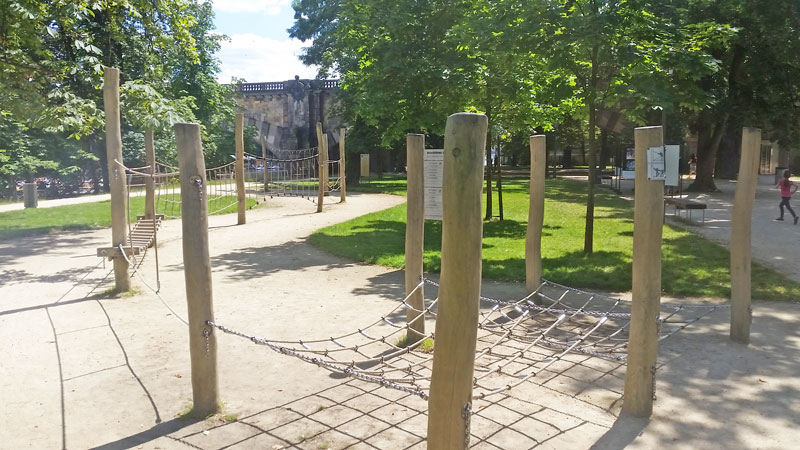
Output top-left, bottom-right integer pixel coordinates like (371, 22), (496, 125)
(526, 135), (546, 292)
(339, 127), (347, 202)
(103, 66), (130, 292)
(235, 113), (246, 225)
(405, 133), (425, 343)
(316, 122), (325, 212)
(622, 126), (664, 417)
(730, 127), (761, 345)
(175, 122), (220, 417)
(144, 130), (156, 220)
(427, 113), (488, 449)
(261, 135), (268, 193)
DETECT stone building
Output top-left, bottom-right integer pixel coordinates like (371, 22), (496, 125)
(235, 77), (342, 155)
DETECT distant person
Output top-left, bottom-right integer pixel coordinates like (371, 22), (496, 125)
(776, 169), (798, 224)
(688, 153), (697, 175)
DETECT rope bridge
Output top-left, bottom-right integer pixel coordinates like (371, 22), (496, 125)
(119, 159), (267, 219)
(208, 278), (725, 402)
(243, 147), (342, 201)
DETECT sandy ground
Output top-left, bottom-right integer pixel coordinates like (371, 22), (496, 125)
(1, 191), (799, 449)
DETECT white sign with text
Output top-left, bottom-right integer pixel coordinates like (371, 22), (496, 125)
(424, 149), (444, 220)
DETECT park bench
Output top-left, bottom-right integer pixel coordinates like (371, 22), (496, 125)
(664, 197), (707, 225)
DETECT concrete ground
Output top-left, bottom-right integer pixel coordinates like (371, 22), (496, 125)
(1, 187), (799, 449)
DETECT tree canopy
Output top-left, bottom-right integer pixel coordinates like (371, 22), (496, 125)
(0, 0), (239, 196)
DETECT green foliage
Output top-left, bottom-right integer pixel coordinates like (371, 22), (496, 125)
(0, 0), (239, 194)
(310, 178), (800, 300)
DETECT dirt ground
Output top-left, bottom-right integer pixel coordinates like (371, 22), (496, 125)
(1, 191), (799, 449)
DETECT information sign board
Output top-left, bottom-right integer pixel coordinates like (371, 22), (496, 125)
(424, 149), (444, 220)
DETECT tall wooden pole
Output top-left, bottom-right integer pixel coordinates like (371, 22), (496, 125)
(235, 113), (246, 225)
(103, 66), (130, 292)
(174, 123), (220, 417)
(427, 113), (488, 450)
(730, 127), (761, 345)
(622, 126), (664, 417)
(405, 134), (425, 343)
(261, 135), (268, 193)
(316, 122), (325, 212)
(526, 135), (546, 292)
(144, 130), (156, 220)
(339, 127), (347, 202)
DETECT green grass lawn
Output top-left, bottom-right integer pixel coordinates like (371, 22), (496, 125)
(0, 195), (258, 240)
(311, 177), (800, 300)
(349, 174), (410, 195)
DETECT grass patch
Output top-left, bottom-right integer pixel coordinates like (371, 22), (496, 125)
(177, 401), (237, 422)
(349, 174), (409, 195)
(0, 195), (258, 240)
(396, 335), (435, 353)
(101, 286), (141, 298)
(310, 177), (800, 300)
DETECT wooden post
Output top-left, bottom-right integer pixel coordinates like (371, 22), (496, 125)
(405, 134), (425, 343)
(339, 127), (347, 202)
(622, 126), (664, 417)
(103, 67), (130, 292)
(23, 183), (37, 208)
(322, 136), (330, 197)
(261, 135), (268, 193)
(316, 122), (325, 212)
(174, 122), (220, 417)
(427, 113), (488, 450)
(525, 135), (546, 292)
(235, 113), (246, 224)
(144, 130), (156, 220)
(730, 127), (761, 345)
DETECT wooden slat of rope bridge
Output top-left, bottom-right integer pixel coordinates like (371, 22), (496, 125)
(97, 215), (164, 260)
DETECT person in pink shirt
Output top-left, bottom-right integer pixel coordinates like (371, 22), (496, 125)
(776, 169), (798, 224)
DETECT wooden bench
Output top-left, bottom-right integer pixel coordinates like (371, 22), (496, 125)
(664, 198), (707, 225)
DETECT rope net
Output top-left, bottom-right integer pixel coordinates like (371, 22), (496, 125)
(246, 147), (342, 200)
(208, 278), (725, 402)
(119, 158), (267, 219)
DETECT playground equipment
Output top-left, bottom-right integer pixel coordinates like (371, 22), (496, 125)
(175, 116), (723, 448)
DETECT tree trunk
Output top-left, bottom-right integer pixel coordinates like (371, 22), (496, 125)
(496, 138), (504, 220)
(689, 112), (727, 191)
(716, 126), (742, 179)
(689, 45), (744, 192)
(5, 175), (15, 200)
(484, 104), (493, 220)
(599, 129), (609, 170)
(584, 48), (599, 254)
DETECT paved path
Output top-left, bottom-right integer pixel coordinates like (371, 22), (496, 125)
(0, 193), (112, 213)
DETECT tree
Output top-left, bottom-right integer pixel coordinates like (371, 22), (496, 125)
(0, 1), (236, 193)
(525, 0), (718, 253)
(682, 0), (800, 191)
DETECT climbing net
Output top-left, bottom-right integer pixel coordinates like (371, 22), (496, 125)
(208, 277), (726, 402)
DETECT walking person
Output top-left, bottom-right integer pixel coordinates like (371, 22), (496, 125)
(776, 169), (798, 224)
